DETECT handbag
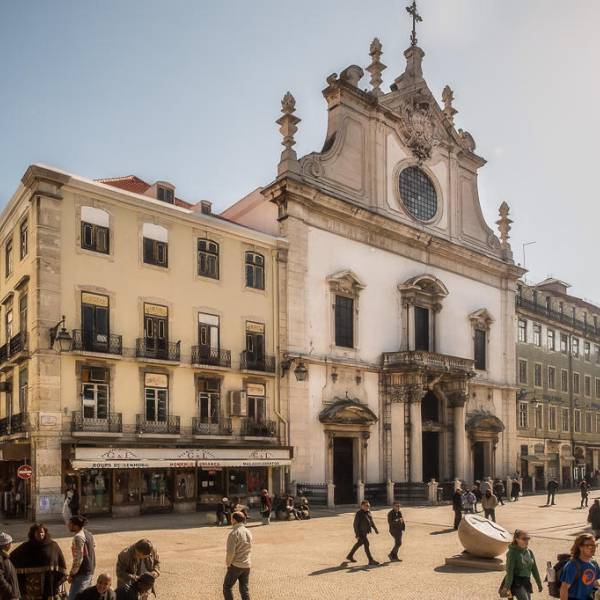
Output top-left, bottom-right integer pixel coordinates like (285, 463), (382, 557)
(58, 582), (68, 600)
(497, 577), (511, 598)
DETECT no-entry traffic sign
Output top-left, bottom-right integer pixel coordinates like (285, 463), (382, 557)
(17, 465), (33, 480)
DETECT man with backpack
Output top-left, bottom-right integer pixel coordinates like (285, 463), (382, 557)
(557, 533), (600, 599)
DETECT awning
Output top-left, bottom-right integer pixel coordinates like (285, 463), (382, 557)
(71, 459), (292, 470)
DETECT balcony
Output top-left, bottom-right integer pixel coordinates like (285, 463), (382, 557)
(0, 413), (28, 436)
(136, 414), (180, 435)
(72, 330), (123, 355)
(382, 350), (475, 375)
(71, 411), (123, 434)
(136, 338), (180, 362)
(191, 346), (231, 368)
(0, 332), (29, 366)
(240, 351), (276, 373)
(241, 418), (277, 438)
(192, 417), (233, 436)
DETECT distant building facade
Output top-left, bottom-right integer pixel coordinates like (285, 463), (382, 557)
(516, 278), (600, 490)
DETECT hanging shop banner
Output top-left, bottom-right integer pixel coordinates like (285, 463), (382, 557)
(75, 447), (292, 461)
(197, 459), (292, 468)
(71, 460), (196, 470)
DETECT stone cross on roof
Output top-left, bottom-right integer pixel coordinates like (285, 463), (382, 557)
(406, 0), (422, 48)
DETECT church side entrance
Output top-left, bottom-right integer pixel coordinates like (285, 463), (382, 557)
(422, 431), (439, 482)
(333, 437), (355, 504)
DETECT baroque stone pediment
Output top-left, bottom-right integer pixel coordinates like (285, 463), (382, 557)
(327, 269), (366, 294)
(319, 398), (378, 425)
(466, 411), (505, 433)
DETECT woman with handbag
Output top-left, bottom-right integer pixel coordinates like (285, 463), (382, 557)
(501, 530), (543, 600)
(10, 523), (68, 600)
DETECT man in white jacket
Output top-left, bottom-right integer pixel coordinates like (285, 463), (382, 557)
(223, 512), (252, 600)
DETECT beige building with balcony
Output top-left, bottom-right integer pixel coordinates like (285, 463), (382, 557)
(0, 164), (289, 520)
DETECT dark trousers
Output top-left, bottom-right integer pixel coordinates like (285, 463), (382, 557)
(453, 510), (461, 530)
(389, 531), (403, 558)
(223, 566), (250, 600)
(483, 508), (496, 522)
(547, 491), (555, 505)
(348, 534), (374, 561)
(581, 495), (589, 508)
(497, 493), (504, 505)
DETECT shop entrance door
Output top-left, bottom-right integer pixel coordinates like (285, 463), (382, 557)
(333, 437), (354, 504)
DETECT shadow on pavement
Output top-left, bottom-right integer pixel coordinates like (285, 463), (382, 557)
(434, 564), (498, 574)
(309, 561), (390, 576)
(430, 528), (455, 535)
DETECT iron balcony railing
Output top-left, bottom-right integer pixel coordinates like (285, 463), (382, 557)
(8, 332), (27, 357)
(136, 338), (180, 361)
(382, 350), (474, 373)
(191, 346), (231, 368)
(239, 351), (276, 373)
(136, 414), (180, 434)
(241, 418), (277, 438)
(0, 413), (28, 436)
(516, 296), (600, 341)
(72, 330), (123, 355)
(192, 417), (233, 436)
(71, 411), (123, 433)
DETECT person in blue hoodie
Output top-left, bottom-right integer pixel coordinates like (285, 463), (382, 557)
(559, 533), (600, 600)
(503, 529), (542, 600)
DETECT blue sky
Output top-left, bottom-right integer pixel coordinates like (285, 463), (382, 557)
(2, 1), (599, 300)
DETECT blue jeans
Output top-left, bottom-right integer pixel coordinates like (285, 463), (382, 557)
(68, 574), (93, 600)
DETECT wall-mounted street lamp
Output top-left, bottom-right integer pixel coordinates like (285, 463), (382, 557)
(281, 356), (309, 382)
(49, 315), (73, 352)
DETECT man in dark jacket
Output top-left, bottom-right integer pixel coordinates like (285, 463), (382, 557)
(116, 540), (159, 600)
(546, 478), (559, 506)
(115, 574), (154, 600)
(451, 489), (463, 530)
(387, 502), (405, 562)
(345, 501), (379, 566)
(75, 574), (115, 600)
(493, 480), (505, 505)
(0, 532), (19, 600)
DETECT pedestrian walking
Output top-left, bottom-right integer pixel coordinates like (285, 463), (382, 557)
(452, 488), (463, 530)
(580, 480), (589, 509)
(10, 523), (67, 600)
(501, 529), (543, 600)
(75, 573), (116, 600)
(217, 498), (232, 526)
(387, 501), (405, 562)
(115, 574), (155, 600)
(472, 482), (483, 512)
(547, 479), (559, 506)
(62, 491), (75, 526)
(345, 500), (379, 566)
(259, 490), (272, 526)
(67, 516), (95, 600)
(559, 533), (600, 600)
(223, 511), (252, 600)
(588, 500), (600, 539)
(482, 489), (499, 522)
(462, 489), (476, 514)
(512, 480), (521, 502)
(0, 532), (20, 600)
(116, 540), (159, 600)
(494, 479), (505, 506)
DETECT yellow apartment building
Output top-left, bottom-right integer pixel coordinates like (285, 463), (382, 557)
(0, 164), (289, 520)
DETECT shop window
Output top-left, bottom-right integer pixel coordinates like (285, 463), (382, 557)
(81, 207), (109, 254)
(144, 376), (168, 422)
(174, 470), (196, 502)
(198, 239), (219, 279)
(79, 471), (110, 514)
(247, 383), (266, 423)
(81, 366), (109, 420)
(228, 468), (267, 497)
(113, 470), (141, 506)
(245, 251), (265, 290)
(198, 378), (220, 424)
(141, 470), (173, 511)
(198, 469), (224, 501)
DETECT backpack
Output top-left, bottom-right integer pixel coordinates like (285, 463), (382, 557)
(547, 556), (597, 598)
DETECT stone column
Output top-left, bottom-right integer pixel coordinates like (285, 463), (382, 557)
(357, 481), (365, 505)
(409, 388), (423, 482)
(427, 479), (438, 504)
(327, 481), (335, 508)
(453, 396), (467, 481)
(387, 480), (395, 504)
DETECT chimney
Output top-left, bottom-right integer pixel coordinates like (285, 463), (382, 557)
(200, 200), (212, 215)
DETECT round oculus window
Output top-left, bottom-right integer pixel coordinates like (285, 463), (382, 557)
(399, 166), (438, 221)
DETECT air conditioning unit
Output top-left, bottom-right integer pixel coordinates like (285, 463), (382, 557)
(228, 390), (247, 417)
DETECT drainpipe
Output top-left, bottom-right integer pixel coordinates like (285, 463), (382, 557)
(568, 333), (575, 488)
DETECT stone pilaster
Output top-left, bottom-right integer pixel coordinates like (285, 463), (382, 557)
(409, 387), (423, 482)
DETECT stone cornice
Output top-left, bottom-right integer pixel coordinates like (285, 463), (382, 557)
(263, 177), (525, 286)
(21, 165), (70, 198)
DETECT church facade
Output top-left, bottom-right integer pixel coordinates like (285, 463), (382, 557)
(224, 29), (524, 503)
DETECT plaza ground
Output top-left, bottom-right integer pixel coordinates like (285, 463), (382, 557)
(1, 490), (596, 599)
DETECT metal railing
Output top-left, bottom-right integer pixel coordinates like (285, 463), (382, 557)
(71, 411), (123, 433)
(382, 350), (474, 373)
(8, 332), (27, 357)
(241, 418), (277, 437)
(191, 347), (231, 368)
(239, 351), (276, 373)
(0, 413), (28, 436)
(192, 418), (233, 436)
(136, 338), (180, 361)
(136, 414), (180, 434)
(72, 330), (123, 355)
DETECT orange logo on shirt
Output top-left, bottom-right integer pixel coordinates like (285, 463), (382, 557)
(581, 568), (596, 585)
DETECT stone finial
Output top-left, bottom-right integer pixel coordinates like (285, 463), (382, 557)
(442, 85), (458, 125)
(276, 92), (301, 176)
(366, 38), (387, 96)
(496, 201), (514, 261)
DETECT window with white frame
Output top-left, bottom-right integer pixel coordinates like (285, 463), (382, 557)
(548, 366), (556, 390)
(584, 341), (591, 361)
(142, 223), (168, 268)
(18, 366), (27, 414)
(144, 373), (168, 422)
(596, 378), (600, 399)
(518, 359), (528, 384)
(535, 404), (543, 429)
(573, 372), (581, 395)
(561, 369), (569, 392)
(518, 319), (527, 343)
(596, 345), (600, 364)
(585, 375), (591, 397)
(548, 406), (557, 431)
(518, 402), (528, 428)
(247, 382), (266, 423)
(533, 324), (541, 346)
(574, 409), (582, 433)
(81, 206), (109, 254)
(586, 412), (593, 433)
(572, 337), (580, 358)
(562, 408), (570, 432)
(596, 413), (600, 433)
(81, 366), (109, 420)
(534, 363), (542, 387)
(547, 329), (555, 350)
(560, 334), (568, 353)
(197, 378), (220, 424)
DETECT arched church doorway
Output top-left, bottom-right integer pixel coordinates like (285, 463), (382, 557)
(422, 391), (440, 482)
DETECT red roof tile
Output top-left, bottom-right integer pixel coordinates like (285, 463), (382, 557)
(96, 175), (193, 209)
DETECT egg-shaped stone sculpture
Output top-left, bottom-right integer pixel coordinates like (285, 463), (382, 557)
(457, 514), (512, 558)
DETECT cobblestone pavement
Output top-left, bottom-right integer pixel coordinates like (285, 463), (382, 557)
(0, 490), (596, 600)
